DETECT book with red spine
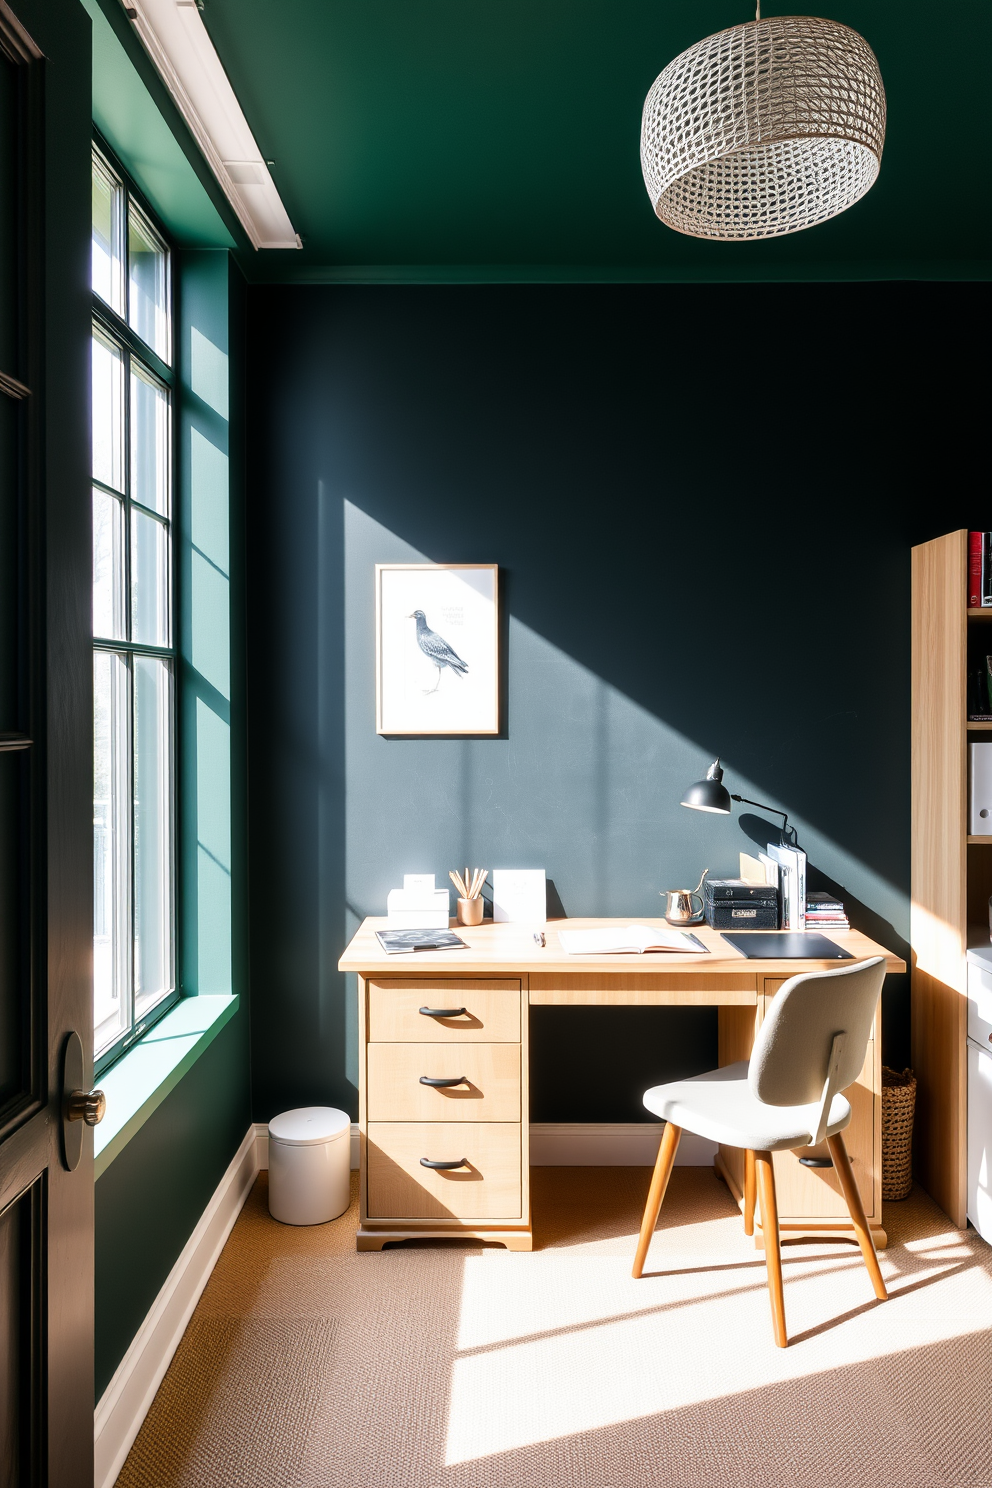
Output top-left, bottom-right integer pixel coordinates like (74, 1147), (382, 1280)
(969, 530), (984, 609)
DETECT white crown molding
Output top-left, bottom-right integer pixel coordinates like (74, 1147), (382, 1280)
(124, 1), (299, 250)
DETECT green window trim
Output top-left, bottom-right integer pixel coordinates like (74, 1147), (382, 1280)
(94, 994), (239, 1179)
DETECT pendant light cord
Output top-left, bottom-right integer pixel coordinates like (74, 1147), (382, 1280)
(756, 2), (761, 17)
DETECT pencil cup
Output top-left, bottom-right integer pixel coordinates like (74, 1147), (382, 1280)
(457, 897), (484, 926)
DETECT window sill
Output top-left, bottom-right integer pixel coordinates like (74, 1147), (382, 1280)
(94, 994), (239, 1179)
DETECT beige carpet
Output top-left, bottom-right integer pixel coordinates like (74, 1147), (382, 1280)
(115, 1167), (992, 1488)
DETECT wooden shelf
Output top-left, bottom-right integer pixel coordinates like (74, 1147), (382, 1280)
(967, 721), (992, 730)
(968, 608), (992, 619)
(968, 836), (992, 845)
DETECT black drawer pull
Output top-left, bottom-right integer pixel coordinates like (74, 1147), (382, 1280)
(420, 1157), (469, 1170)
(799, 1155), (834, 1168)
(419, 1075), (467, 1087)
(419, 1006), (467, 1018)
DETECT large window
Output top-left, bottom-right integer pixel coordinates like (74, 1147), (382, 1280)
(91, 143), (177, 1067)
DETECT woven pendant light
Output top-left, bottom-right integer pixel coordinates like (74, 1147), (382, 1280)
(640, 8), (886, 240)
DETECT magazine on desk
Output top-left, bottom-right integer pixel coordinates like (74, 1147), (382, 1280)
(558, 924), (709, 956)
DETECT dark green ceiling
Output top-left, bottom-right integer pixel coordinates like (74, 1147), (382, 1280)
(200, 0), (990, 283)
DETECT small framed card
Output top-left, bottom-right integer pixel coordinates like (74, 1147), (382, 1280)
(376, 564), (499, 736)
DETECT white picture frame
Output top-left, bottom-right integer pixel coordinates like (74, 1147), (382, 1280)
(375, 563), (499, 736)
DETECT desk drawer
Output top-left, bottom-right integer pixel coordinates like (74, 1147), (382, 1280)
(367, 1122), (522, 1220)
(367, 1043), (521, 1121)
(368, 980), (521, 1042)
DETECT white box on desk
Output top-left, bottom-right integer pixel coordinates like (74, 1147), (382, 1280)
(385, 888), (450, 929)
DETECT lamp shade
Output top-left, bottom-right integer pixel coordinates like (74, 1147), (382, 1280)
(681, 759), (732, 814)
(640, 17), (886, 240)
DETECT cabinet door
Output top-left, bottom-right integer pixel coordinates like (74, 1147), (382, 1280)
(967, 1042), (992, 1242)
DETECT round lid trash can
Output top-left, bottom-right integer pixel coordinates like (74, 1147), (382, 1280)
(268, 1106), (351, 1226)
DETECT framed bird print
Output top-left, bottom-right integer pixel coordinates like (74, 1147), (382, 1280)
(375, 563), (499, 735)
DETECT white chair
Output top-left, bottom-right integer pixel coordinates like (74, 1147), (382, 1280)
(632, 957), (889, 1347)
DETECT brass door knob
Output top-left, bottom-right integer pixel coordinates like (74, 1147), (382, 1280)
(67, 1088), (106, 1126)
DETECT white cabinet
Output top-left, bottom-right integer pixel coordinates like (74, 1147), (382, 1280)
(967, 1040), (992, 1243)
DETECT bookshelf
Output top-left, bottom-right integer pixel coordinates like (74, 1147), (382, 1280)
(911, 529), (991, 1227)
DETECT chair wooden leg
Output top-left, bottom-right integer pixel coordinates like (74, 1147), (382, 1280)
(754, 1151), (787, 1348)
(632, 1122), (681, 1278)
(827, 1132), (888, 1301)
(743, 1149), (756, 1237)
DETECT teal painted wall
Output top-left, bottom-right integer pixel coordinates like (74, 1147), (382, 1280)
(243, 280), (989, 1125)
(94, 250), (250, 1399)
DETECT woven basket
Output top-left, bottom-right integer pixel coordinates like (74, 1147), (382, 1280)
(881, 1066), (916, 1201)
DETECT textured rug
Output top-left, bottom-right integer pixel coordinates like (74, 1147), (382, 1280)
(114, 1167), (992, 1488)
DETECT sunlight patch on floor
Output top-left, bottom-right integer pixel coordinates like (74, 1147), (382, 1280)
(445, 1248), (992, 1464)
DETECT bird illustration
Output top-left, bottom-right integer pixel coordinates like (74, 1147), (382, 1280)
(408, 610), (469, 694)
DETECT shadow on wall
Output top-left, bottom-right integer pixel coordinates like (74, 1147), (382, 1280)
(245, 282), (991, 1116)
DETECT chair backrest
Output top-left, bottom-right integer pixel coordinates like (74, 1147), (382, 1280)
(748, 957), (886, 1107)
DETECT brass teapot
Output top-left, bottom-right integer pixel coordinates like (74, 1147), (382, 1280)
(662, 868), (707, 926)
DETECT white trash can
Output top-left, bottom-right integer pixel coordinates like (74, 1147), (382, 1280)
(267, 1106), (351, 1225)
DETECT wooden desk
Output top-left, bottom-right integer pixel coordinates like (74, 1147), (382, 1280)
(339, 919), (905, 1253)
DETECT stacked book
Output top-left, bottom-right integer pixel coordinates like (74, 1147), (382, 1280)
(968, 654), (992, 722)
(968, 531), (992, 608)
(740, 846), (807, 930)
(804, 891), (850, 931)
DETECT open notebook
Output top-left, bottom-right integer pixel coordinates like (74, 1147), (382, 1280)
(558, 924), (709, 955)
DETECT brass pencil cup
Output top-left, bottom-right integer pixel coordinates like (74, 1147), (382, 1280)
(457, 897), (484, 926)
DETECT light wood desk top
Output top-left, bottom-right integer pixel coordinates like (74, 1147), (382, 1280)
(339, 917), (905, 981)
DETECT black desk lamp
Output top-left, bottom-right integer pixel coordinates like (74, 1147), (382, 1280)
(680, 758), (797, 844)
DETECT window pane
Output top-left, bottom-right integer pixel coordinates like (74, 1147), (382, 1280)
(92, 331), (123, 493)
(94, 651), (130, 1056)
(92, 152), (124, 315)
(133, 656), (172, 1018)
(130, 364), (170, 517)
(128, 205), (170, 363)
(92, 489), (124, 641)
(131, 508), (170, 647)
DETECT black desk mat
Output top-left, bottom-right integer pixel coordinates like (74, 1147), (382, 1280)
(721, 931), (854, 960)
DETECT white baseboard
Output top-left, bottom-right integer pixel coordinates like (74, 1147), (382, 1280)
(94, 1125), (259, 1488)
(530, 1123), (717, 1166)
(256, 1120), (715, 1172)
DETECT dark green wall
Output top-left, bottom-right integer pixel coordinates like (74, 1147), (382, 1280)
(244, 280), (989, 1125)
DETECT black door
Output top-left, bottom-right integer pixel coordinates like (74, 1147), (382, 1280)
(0, 4), (95, 1485)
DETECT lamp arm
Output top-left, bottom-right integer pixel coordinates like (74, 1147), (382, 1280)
(729, 795), (797, 843)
